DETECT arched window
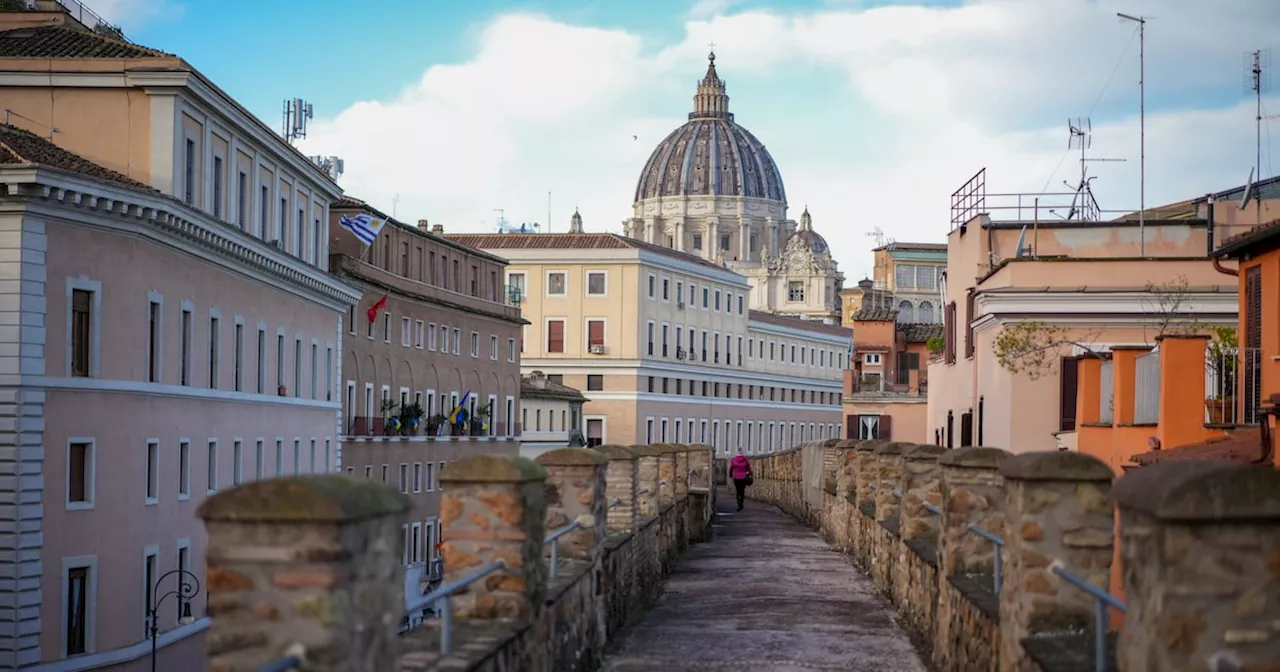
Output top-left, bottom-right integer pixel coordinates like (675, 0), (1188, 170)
(897, 300), (914, 323)
(918, 301), (934, 323)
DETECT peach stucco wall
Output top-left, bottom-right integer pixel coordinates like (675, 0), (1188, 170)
(2, 86), (154, 185)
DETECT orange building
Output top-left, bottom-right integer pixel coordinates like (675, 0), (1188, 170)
(842, 306), (938, 443)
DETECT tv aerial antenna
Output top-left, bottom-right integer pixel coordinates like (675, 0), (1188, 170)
(1242, 49), (1273, 225)
(866, 226), (892, 248)
(1063, 117), (1125, 221)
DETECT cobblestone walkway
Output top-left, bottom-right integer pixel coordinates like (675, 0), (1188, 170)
(604, 490), (928, 671)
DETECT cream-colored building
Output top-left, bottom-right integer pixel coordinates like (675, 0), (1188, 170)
(447, 228), (850, 454)
(621, 52), (844, 323)
(517, 371), (588, 460)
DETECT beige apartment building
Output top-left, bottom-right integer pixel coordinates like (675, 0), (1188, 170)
(328, 198), (523, 579)
(0, 6), (364, 670)
(517, 370), (589, 460)
(447, 231), (850, 454)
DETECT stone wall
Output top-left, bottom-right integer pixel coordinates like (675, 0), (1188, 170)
(196, 443), (715, 672)
(747, 442), (1280, 672)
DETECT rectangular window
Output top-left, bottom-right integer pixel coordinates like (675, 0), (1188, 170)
(401, 317), (411, 347)
(255, 440), (264, 479)
(276, 334), (285, 392)
(179, 307), (192, 386)
(237, 171), (247, 228)
(145, 440), (158, 503)
(293, 338), (302, 397)
(310, 343), (318, 399)
(399, 464), (408, 493)
(183, 138), (195, 205)
(413, 463), (422, 492)
(275, 439), (284, 475)
(66, 565), (89, 655)
(587, 271), (606, 295)
(647, 322), (655, 356)
(292, 440), (301, 475)
(178, 440), (190, 498)
(587, 320), (605, 348)
(490, 335), (499, 360)
(68, 440), (92, 506)
(546, 320), (565, 353)
(208, 315), (220, 388)
(212, 156), (223, 218)
(587, 374), (603, 391)
(148, 300), (161, 383)
(71, 289), (92, 377)
(260, 185), (269, 235)
(232, 440), (243, 486)
(662, 278), (670, 300)
(715, 289), (721, 310)
(452, 328), (460, 354)
(508, 272), (526, 299)
(176, 545), (190, 623)
(428, 323), (437, 351)
(547, 272), (567, 295)
(647, 274), (656, 298)
(662, 324), (669, 357)
(143, 551), (157, 636)
(415, 320), (425, 349)
(206, 440), (218, 493)
(256, 328), (266, 393)
(325, 346), (333, 401)
(233, 323), (244, 391)
(470, 332), (479, 357)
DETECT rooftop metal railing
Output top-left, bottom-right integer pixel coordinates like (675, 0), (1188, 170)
(1050, 561), (1127, 672)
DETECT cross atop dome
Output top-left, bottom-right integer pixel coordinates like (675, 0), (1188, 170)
(691, 46), (731, 121)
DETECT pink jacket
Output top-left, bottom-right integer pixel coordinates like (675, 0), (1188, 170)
(729, 455), (752, 480)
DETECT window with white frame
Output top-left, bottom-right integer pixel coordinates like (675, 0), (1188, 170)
(470, 332), (480, 357)
(451, 328), (460, 354)
(399, 464), (409, 493)
(177, 440), (189, 500)
(546, 271), (567, 296)
(233, 440), (243, 486)
(410, 522), (423, 564)
(64, 558), (94, 656)
(206, 440), (218, 494)
(507, 272), (526, 299)
(402, 317), (411, 347)
(67, 439), (94, 509)
(490, 335), (499, 360)
(414, 320), (424, 348)
(587, 271), (607, 296)
(428, 322), (437, 350)
(412, 462), (422, 493)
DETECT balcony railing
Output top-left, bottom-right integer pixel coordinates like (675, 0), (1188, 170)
(851, 369), (926, 396)
(1203, 346), (1262, 426)
(347, 416), (513, 438)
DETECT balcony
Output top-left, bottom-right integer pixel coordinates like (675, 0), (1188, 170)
(346, 416), (520, 441)
(843, 368), (927, 398)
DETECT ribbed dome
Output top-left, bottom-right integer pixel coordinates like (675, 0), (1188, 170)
(789, 208), (828, 253)
(633, 53), (787, 204)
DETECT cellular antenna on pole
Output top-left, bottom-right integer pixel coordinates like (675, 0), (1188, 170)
(1117, 12), (1146, 255)
(1244, 49), (1272, 226)
(281, 98), (313, 144)
(1065, 117), (1126, 221)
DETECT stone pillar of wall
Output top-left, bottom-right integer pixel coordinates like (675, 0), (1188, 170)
(834, 440), (860, 552)
(875, 442), (907, 525)
(900, 444), (946, 546)
(674, 446), (690, 499)
(632, 445), (660, 520)
(536, 448), (608, 562)
(686, 443), (712, 490)
(822, 437), (841, 493)
(938, 447), (1012, 578)
(595, 445), (638, 533)
(854, 440), (883, 516)
(685, 444), (714, 543)
(1112, 461), (1280, 671)
(656, 445), (676, 510)
(439, 455), (548, 620)
(997, 451), (1116, 672)
(197, 476), (409, 671)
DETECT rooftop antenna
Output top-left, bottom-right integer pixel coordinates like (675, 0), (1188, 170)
(281, 98), (313, 144)
(547, 192), (552, 234)
(1064, 117), (1126, 221)
(392, 194), (400, 218)
(308, 155), (345, 182)
(1244, 49), (1272, 226)
(1117, 13), (1146, 254)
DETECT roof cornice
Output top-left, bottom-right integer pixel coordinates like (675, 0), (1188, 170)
(0, 164), (362, 311)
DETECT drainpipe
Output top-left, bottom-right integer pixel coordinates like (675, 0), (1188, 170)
(1207, 195), (1240, 277)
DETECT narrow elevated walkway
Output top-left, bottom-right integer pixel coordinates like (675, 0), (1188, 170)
(604, 491), (927, 671)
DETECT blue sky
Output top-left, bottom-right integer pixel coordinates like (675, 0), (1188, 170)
(112, 0), (1280, 279)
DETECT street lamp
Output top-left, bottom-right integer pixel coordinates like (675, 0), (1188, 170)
(148, 569), (200, 672)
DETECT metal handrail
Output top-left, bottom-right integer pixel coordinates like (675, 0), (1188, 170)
(891, 490), (903, 500)
(922, 502), (942, 515)
(1050, 561), (1126, 672)
(404, 559), (508, 656)
(545, 520), (582, 579)
(965, 524), (1005, 594)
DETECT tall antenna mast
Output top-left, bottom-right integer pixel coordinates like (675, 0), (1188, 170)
(1247, 49), (1272, 226)
(392, 194), (400, 218)
(281, 98), (313, 144)
(547, 192), (552, 234)
(1117, 13), (1146, 255)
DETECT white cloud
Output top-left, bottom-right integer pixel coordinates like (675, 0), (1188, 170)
(299, 1), (1280, 281)
(89, 0), (183, 29)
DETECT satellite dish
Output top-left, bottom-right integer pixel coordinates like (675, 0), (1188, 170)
(1240, 166), (1256, 210)
(1014, 224), (1030, 258)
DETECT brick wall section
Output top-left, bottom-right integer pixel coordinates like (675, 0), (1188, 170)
(833, 441), (859, 552)
(633, 445), (661, 518)
(656, 446), (676, 509)
(596, 445), (639, 533)
(871, 442), (907, 596)
(1112, 461), (1280, 672)
(748, 443), (1280, 672)
(536, 448), (608, 562)
(997, 452), (1115, 672)
(197, 475), (410, 672)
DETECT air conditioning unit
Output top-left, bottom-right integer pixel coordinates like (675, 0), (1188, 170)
(589, 344), (606, 355)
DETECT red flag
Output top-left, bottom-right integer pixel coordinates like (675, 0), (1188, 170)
(366, 294), (388, 324)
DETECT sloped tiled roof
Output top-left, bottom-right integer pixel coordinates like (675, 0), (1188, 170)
(444, 233), (733, 274)
(853, 306), (898, 322)
(901, 322), (943, 343)
(0, 123), (156, 191)
(1213, 218), (1280, 258)
(1130, 427), (1268, 467)
(747, 310), (851, 337)
(521, 377), (588, 402)
(0, 25), (172, 58)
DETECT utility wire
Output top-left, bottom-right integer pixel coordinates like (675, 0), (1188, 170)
(1038, 25), (1140, 194)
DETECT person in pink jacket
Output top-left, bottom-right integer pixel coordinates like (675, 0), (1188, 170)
(728, 448), (753, 511)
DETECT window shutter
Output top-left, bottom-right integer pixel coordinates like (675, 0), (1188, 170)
(878, 414), (892, 440)
(960, 411), (973, 447)
(1245, 266), (1263, 422)
(1059, 357), (1079, 431)
(845, 415), (856, 439)
(964, 289), (975, 359)
(547, 320), (565, 353)
(588, 320), (604, 346)
(944, 303), (956, 364)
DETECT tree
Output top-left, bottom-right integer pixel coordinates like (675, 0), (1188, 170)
(993, 274), (1197, 380)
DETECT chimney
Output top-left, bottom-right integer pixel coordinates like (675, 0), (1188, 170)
(417, 219), (429, 231)
(430, 223), (444, 235)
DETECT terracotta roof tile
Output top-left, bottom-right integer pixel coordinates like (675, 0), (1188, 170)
(1214, 218), (1280, 257)
(0, 124), (156, 191)
(853, 306), (897, 322)
(747, 310), (852, 337)
(901, 322), (944, 343)
(521, 377), (587, 402)
(0, 25), (171, 58)
(444, 232), (733, 273)
(1130, 427), (1269, 466)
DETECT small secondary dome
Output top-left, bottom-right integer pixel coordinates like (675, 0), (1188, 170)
(633, 52), (786, 204)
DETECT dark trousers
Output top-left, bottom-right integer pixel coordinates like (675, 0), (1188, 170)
(733, 478), (747, 509)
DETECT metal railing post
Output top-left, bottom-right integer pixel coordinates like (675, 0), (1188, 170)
(441, 595), (454, 656)
(549, 538), (560, 579)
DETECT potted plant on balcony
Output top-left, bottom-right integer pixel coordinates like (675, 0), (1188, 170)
(398, 402), (425, 436)
(1205, 325), (1238, 424)
(469, 402), (492, 436)
(379, 399), (400, 436)
(926, 336), (944, 356)
(426, 413), (448, 437)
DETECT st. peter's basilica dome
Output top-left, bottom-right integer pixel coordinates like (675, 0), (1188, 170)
(632, 52), (786, 204)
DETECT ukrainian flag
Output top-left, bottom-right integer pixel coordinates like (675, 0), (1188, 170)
(448, 391), (472, 427)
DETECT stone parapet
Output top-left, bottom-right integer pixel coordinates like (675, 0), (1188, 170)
(632, 445), (661, 519)
(198, 444), (716, 672)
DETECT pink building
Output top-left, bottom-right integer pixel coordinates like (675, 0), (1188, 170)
(0, 6), (360, 670)
(328, 198), (523, 594)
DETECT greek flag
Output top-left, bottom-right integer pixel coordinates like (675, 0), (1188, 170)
(338, 213), (387, 247)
